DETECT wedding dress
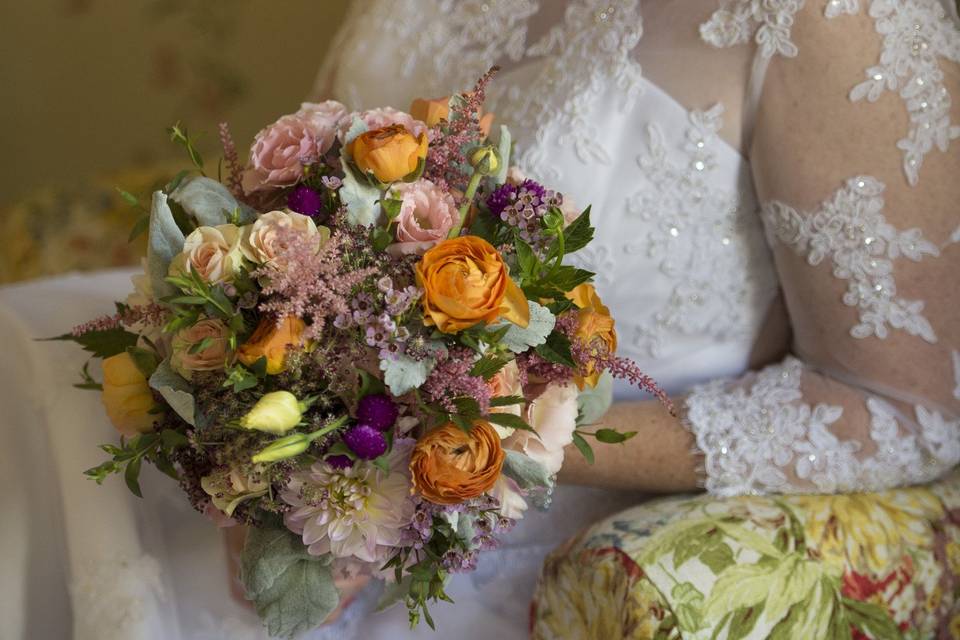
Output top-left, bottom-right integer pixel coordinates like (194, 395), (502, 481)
(2, 1), (958, 639)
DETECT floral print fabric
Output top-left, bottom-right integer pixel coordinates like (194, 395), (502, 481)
(532, 470), (960, 639)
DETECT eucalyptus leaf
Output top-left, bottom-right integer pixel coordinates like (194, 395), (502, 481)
(171, 176), (255, 226)
(497, 301), (555, 353)
(502, 450), (554, 491)
(148, 360), (197, 427)
(241, 526), (338, 640)
(340, 161), (381, 226)
(147, 191), (185, 299)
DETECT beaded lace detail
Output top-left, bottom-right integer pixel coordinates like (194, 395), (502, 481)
(762, 176), (940, 343)
(623, 104), (774, 356)
(699, 0), (804, 58)
(685, 357), (960, 496)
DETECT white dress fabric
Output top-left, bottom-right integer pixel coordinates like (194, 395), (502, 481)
(3, 1), (959, 639)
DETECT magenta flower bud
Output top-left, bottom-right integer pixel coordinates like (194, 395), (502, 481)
(356, 393), (399, 432)
(343, 424), (387, 460)
(287, 184), (323, 217)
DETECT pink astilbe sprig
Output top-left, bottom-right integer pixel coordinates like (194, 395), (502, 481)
(219, 122), (243, 199)
(424, 66), (500, 195)
(253, 226), (377, 340)
(423, 347), (492, 415)
(71, 304), (168, 337)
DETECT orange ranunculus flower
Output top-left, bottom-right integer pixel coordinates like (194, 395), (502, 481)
(101, 352), (159, 437)
(566, 284), (617, 389)
(410, 421), (505, 505)
(415, 236), (530, 333)
(409, 96), (494, 137)
(348, 124), (428, 183)
(237, 316), (306, 375)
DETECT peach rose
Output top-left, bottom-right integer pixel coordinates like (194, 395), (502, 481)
(565, 284), (617, 388)
(170, 318), (233, 378)
(170, 224), (244, 285)
(410, 421), (505, 505)
(488, 360), (523, 438)
(390, 179), (457, 244)
(242, 101), (347, 194)
(241, 210), (328, 268)
(409, 96), (493, 137)
(237, 316), (307, 375)
(348, 125), (428, 184)
(504, 383), (579, 476)
(101, 352), (159, 437)
(415, 236), (530, 333)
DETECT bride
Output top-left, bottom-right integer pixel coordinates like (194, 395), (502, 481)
(1, 0), (957, 639)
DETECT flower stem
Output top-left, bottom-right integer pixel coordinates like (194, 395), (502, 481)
(449, 170), (484, 238)
(307, 414), (349, 441)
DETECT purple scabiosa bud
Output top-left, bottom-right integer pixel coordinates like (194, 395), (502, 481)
(356, 393), (399, 431)
(325, 454), (354, 469)
(343, 424), (387, 459)
(287, 184), (324, 217)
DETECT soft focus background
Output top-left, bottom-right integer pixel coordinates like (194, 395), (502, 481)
(0, 0), (349, 282)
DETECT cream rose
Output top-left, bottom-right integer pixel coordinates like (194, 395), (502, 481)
(170, 318), (233, 378)
(170, 224), (244, 284)
(241, 210), (327, 268)
(390, 179), (457, 244)
(504, 383), (579, 476)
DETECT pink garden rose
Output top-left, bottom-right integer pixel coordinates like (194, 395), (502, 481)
(242, 101), (347, 194)
(391, 179), (457, 244)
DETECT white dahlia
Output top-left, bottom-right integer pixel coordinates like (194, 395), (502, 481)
(281, 439), (415, 563)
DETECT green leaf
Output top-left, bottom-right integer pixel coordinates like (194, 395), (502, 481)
(116, 187), (141, 207)
(381, 197), (403, 221)
(501, 450), (553, 491)
(380, 343), (444, 396)
(560, 206), (594, 254)
(469, 354), (509, 380)
(700, 541), (736, 575)
(48, 327), (139, 358)
(571, 431), (594, 464)
(126, 346), (160, 379)
(124, 455), (143, 498)
(534, 330), (576, 367)
(485, 412), (534, 433)
(842, 597), (901, 640)
(340, 160), (381, 226)
(544, 265), (594, 292)
(147, 191), (185, 299)
(241, 526), (339, 640)
(702, 562), (776, 622)
(515, 238), (539, 279)
(498, 301), (555, 353)
(594, 428), (637, 444)
(493, 125), (512, 185)
(128, 215), (150, 242)
(171, 176), (255, 226)
(489, 395), (524, 408)
(148, 360), (197, 426)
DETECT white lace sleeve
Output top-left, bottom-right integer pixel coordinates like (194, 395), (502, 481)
(688, 0), (960, 497)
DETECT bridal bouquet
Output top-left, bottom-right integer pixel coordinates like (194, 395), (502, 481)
(59, 69), (669, 637)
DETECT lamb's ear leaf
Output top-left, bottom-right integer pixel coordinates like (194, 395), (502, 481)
(502, 450), (554, 491)
(147, 191), (185, 299)
(148, 361), (197, 427)
(240, 525), (339, 640)
(171, 176), (256, 226)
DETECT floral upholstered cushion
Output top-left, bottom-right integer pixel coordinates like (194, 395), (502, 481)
(532, 471), (960, 639)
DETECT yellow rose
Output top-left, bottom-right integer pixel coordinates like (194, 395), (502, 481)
(410, 421), (504, 505)
(410, 96), (494, 137)
(237, 316), (306, 375)
(565, 284), (617, 388)
(348, 124), (428, 183)
(415, 236), (529, 333)
(101, 352), (159, 437)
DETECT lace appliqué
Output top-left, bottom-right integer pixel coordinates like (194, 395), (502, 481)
(828, 0), (960, 185)
(700, 0), (804, 58)
(623, 104), (774, 356)
(762, 176), (940, 342)
(685, 357), (960, 496)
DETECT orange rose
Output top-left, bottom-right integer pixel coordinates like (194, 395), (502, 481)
(101, 352), (159, 437)
(410, 96), (494, 137)
(410, 421), (504, 505)
(348, 124), (428, 183)
(237, 316), (306, 375)
(565, 284), (617, 388)
(415, 236), (529, 333)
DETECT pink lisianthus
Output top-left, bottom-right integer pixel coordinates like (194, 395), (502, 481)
(346, 107), (428, 140)
(504, 383), (579, 476)
(242, 101), (347, 194)
(390, 179), (457, 244)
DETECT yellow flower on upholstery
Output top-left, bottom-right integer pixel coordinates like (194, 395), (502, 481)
(101, 352), (159, 437)
(348, 124), (428, 183)
(237, 316), (306, 375)
(949, 614), (960, 639)
(792, 489), (943, 575)
(565, 283), (617, 388)
(415, 236), (529, 333)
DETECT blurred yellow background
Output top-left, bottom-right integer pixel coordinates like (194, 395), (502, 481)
(0, 0), (349, 282)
